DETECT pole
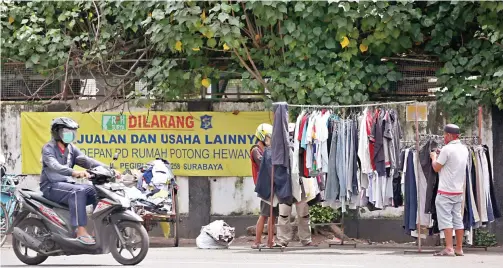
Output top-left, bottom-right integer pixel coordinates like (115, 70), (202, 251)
(414, 102), (423, 251)
(404, 102), (436, 255)
(267, 165), (275, 247)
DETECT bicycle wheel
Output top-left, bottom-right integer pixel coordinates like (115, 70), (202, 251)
(0, 202), (9, 247)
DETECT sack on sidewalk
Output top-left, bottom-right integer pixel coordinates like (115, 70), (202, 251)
(196, 220), (235, 249)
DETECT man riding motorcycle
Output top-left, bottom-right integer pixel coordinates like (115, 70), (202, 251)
(40, 117), (106, 245)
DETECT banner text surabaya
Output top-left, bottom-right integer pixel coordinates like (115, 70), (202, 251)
(79, 148), (251, 170)
(75, 133), (257, 145)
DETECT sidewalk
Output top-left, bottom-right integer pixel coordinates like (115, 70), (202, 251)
(149, 236), (503, 253)
(4, 235), (501, 253)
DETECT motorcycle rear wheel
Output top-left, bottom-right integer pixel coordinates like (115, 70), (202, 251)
(12, 218), (49, 265)
(110, 221), (149, 265)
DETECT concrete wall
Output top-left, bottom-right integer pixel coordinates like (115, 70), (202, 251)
(1, 100), (501, 242)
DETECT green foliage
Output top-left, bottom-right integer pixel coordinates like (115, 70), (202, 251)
(473, 229), (498, 247)
(309, 204), (342, 224)
(1, 1), (502, 121)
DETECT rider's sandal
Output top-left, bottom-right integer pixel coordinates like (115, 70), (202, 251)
(76, 235), (96, 245)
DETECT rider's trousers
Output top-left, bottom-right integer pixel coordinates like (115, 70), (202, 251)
(42, 182), (97, 227)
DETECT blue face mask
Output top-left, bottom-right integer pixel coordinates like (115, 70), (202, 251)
(61, 130), (76, 144)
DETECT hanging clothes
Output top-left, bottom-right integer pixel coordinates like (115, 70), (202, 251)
(483, 145), (501, 219)
(292, 106), (404, 213)
(370, 109), (386, 176)
(419, 139), (440, 214)
(403, 150), (417, 235)
(401, 140), (498, 238)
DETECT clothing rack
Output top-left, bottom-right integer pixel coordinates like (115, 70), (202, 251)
(404, 106), (485, 255)
(404, 103), (435, 254)
(265, 100), (418, 251)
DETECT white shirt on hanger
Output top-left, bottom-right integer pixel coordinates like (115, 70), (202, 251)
(317, 111), (330, 173)
(358, 108), (372, 174)
(292, 111), (305, 176)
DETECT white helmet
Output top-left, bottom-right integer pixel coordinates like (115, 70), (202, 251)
(255, 123), (273, 142)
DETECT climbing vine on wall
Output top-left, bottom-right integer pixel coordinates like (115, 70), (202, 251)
(1, 1), (502, 123)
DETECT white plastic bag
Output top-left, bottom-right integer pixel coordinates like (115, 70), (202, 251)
(196, 220), (235, 249)
(125, 187), (146, 201)
(196, 231), (227, 249)
(151, 160), (173, 185)
(302, 177), (321, 202)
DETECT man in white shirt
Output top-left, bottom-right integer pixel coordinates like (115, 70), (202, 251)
(430, 124), (469, 257)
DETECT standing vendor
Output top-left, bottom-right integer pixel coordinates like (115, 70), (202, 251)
(430, 124), (469, 257)
(250, 123), (279, 249)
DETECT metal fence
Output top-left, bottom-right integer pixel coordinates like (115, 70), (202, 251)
(0, 62), (82, 100)
(1, 57), (440, 101)
(382, 57), (442, 97)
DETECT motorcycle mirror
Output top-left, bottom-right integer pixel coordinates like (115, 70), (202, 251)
(113, 153), (119, 161)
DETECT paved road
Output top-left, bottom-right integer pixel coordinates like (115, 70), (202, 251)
(1, 246), (501, 268)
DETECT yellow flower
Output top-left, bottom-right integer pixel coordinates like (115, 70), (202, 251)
(201, 78), (211, 88)
(192, 47), (200, 51)
(340, 36), (350, 48)
(223, 44), (230, 51)
(175, 41), (182, 52)
(8, 16), (14, 24)
(359, 43), (368, 53)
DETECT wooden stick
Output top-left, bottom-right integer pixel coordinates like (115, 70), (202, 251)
(267, 164), (275, 247)
(415, 102), (423, 251)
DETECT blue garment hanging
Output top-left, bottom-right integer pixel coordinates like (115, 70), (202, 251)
(403, 150), (417, 235)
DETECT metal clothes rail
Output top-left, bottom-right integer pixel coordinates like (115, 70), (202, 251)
(272, 100), (416, 109)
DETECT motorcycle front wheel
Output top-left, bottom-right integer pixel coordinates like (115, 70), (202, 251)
(110, 221), (149, 266)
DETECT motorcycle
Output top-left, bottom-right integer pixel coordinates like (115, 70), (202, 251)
(9, 153), (149, 266)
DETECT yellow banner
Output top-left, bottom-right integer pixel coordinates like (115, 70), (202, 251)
(21, 112), (273, 176)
